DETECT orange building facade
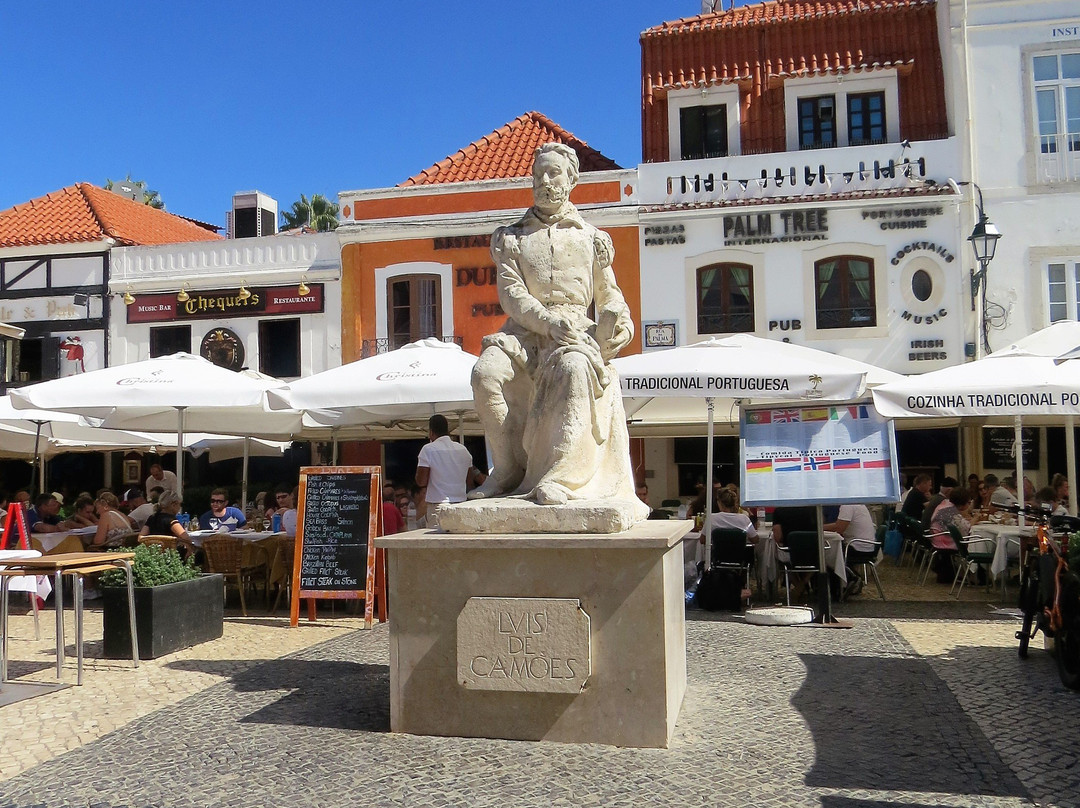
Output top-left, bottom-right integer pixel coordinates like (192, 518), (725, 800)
(333, 113), (644, 472)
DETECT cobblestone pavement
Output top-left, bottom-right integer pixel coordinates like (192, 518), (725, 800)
(0, 598), (1077, 808)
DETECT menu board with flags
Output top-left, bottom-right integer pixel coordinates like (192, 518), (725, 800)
(739, 401), (900, 506)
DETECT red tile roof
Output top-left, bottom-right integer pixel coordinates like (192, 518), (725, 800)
(643, 0), (933, 34)
(0, 183), (223, 248)
(640, 0), (947, 160)
(400, 111), (621, 186)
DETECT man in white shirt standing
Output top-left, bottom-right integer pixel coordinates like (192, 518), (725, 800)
(145, 463), (178, 496)
(415, 414), (476, 529)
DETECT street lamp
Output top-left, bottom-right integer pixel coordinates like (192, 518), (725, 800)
(967, 212), (1000, 307)
(965, 185), (1001, 358)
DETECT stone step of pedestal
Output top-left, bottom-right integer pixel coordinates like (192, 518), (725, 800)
(437, 498), (645, 534)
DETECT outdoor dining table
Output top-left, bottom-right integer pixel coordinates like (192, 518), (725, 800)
(31, 526), (96, 555)
(968, 523), (1029, 579)
(187, 530), (291, 588)
(0, 551), (138, 686)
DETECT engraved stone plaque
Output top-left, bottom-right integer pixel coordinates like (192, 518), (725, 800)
(457, 597), (591, 693)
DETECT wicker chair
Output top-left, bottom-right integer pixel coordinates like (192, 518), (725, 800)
(138, 534), (178, 551)
(271, 537), (296, 614)
(203, 535), (264, 616)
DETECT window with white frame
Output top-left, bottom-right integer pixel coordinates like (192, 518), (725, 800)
(1033, 52), (1080, 155)
(388, 274), (442, 349)
(784, 71), (899, 152)
(814, 255), (876, 329)
(667, 85), (741, 161)
(1047, 259), (1080, 322)
(696, 263), (754, 334)
(680, 104), (729, 159)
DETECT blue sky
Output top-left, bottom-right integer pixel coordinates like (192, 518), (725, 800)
(0, 1), (703, 228)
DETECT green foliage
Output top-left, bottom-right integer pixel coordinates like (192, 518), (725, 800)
(99, 543), (200, 588)
(1070, 533), (1080, 572)
(281, 193), (339, 232)
(104, 174), (164, 209)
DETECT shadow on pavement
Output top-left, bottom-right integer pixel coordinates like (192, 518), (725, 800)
(793, 652), (1028, 798)
(167, 657), (391, 733)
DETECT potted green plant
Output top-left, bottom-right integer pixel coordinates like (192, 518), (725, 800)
(99, 544), (224, 659)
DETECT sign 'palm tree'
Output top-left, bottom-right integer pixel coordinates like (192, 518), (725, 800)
(281, 193), (339, 232)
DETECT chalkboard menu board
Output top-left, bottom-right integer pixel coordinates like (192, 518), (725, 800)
(982, 427), (1039, 470)
(291, 466), (381, 627)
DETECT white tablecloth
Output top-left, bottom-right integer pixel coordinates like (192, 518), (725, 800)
(187, 529), (285, 548)
(33, 526), (96, 553)
(969, 524), (1028, 578)
(0, 549), (53, 599)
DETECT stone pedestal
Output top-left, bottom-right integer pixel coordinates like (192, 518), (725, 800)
(375, 520), (690, 748)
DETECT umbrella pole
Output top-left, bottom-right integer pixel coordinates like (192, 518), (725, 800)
(458, 411), (464, 443)
(703, 397), (714, 570)
(242, 437), (250, 513)
(1014, 415), (1025, 528)
(29, 421), (43, 495)
(815, 504), (834, 623)
(331, 428), (339, 465)
(176, 407), (186, 501)
(1067, 416), (1078, 517)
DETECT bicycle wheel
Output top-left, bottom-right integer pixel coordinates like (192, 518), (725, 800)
(1056, 576), (1080, 690)
(1017, 563), (1040, 659)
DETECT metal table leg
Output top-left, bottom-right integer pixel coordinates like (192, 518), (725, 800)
(54, 569), (63, 679)
(120, 560), (139, 667)
(72, 573), (84, 686)
(1, 576), (10, 683)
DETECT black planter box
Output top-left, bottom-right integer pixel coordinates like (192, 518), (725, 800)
(102, 574), (224, 660)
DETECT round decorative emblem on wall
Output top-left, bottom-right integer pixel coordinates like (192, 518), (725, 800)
(200, 327), (245, 371)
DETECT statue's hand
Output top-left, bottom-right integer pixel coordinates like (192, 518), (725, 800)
(548, 317), (576, 346)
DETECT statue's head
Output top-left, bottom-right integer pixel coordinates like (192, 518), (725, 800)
(532, 143), (579, 214)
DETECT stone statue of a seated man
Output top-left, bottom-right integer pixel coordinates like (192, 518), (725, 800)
(468, 143), (647, 520)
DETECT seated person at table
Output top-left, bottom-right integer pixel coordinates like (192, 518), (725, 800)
(26, 493), (66, 534)
(710, 488), (758, 541)
(67, 496), (99, 528)
(770, 505), (820, 596)
(990, 475), (1019, 511)
(824, 503), (877, 554)
(197, 488), (247, 532)
(87, 492), (136, 549)
(1034, 486), (1067, 516)
(280, 486), (299, 537)
(268, 487), (293, 524)
(901, 474), (933, 520)
(636, 483), (671, 520)
(921, 477), (957, 532)
(140, 491), (193, 546)
(124, 488), (156, 527)
(929, 487), (976, 582)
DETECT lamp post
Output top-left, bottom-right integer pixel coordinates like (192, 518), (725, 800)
(966, 190), (1001, 358)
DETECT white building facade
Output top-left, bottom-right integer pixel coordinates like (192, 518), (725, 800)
(108, 232), (341, 379)
(948, 0), (1080, 347)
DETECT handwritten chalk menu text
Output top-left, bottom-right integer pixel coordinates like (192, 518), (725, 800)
(292, 466), (381, 628)
(457, 597), (591, 693)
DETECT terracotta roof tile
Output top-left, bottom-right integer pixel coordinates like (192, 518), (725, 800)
(643, 0), (933, 34)
(400, 111), (621, 186)
(0, 184), (223, 249)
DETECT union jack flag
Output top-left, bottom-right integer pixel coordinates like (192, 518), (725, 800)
(803, 456), (832, 471)
(772, 409), (801, 423)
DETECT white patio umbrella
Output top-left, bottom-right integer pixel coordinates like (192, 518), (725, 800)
(872, 321), (1080, 517)
(9, 353), (303, 497)
(269, 338), (480, 452)
(613, 334), (900, 567)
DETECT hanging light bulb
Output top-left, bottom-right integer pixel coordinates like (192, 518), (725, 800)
(176, 283), (190, 303)
(122, 287), (136, 305)
(237, 280), (251, 301)
(297, 275), (310, 297)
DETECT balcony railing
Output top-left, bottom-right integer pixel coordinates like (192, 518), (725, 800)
(1037, 133), (1080, 183)
(360, 335), (462, 358)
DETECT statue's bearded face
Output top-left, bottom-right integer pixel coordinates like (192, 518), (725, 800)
(532, 152), (573, 213)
